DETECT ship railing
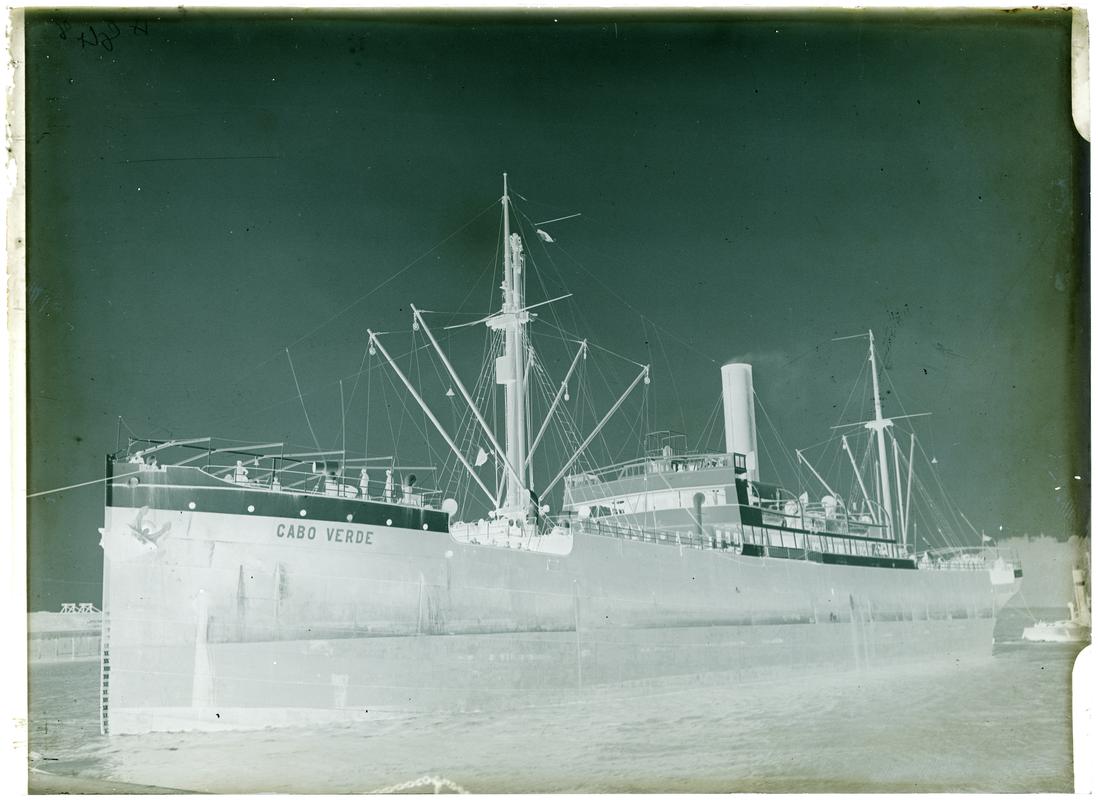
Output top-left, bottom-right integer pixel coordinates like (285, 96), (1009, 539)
(567, 516), (911, 561)
(916, 545), (1021, 571)
(735, 522), (908, 560)
(642, 430), (689, 457)
(231, 468), (442, 509)
(564, 452), (736, 487)
(116, 436), (441, 509)
(752, 497), (888, 539)
(568, 518), (708, 548)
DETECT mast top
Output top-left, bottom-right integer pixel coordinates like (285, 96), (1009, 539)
(866, 329), (891, 432)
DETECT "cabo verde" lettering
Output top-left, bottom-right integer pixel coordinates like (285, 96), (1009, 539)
(275, 523), (373, 545)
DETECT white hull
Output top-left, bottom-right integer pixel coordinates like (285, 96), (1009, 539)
(100, 488), (1020, 734)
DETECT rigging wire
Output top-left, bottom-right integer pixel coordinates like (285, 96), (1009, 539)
(527, 323), (647, 468)
(442, 214), (505, 329)
(753, 393), (801, 485)
(755, 427), (781, 484)
(905, 467), (963, 549)
(584, 334), (639, 466)
(377, 361), (399, 467)
(197, 335), (443, 435)
(610, 380), (648, 463)
(285, 348), (322, 451)
(438, 327), (499, 510)
(28, 471), (142, 499)
(789, 347), (872, 496)
(410, 327), (430, 454)
(522, 324), (592, 488)
(340, 332), (380, 439)
(221, 199), (501, 397)
(880, 363), (978, 543)
(532, 319), (647, 369)
(642, 318), (656, 440)
(551, 240), (720, 367)
(364, 347), (372, 463)
(651, 320), (687, 439)
(695, 391), (725, 453)
(840, 352), (871, 430)
(857, 434), (875, 513)
(512, 203), (576, 358)
(513, 200), (586, 337)
(513, 196), (722, 467)
(375, 354), (448, 482)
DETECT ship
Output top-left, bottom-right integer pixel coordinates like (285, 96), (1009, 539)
(98, 176), (1023, 734)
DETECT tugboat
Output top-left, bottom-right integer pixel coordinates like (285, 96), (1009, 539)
(1023, 567), (1091, 644)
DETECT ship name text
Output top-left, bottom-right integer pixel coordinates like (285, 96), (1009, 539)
(275, 523), (374, 545)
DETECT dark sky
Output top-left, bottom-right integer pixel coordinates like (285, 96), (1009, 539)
(25, 10), (1087, 610)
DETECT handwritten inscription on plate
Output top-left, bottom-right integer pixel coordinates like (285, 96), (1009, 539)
(51, 19), (149, 53)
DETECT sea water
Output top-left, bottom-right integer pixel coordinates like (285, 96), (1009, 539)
(27, 608), (1084, 793)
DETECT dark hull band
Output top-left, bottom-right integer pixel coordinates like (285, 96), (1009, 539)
(107, 464), (451, 534)
(738, 543), (917, 570)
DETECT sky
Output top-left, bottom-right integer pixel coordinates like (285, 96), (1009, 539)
(23, 9), (1087, 610)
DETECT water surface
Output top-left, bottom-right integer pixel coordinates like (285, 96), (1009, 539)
(28, 608), (1083, 792)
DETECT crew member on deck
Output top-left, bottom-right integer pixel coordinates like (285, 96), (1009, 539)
(234, 460), (249, 483)
(384, 468), (394, 503)
(402, 474), (419, 506)
(360, 468), (369, 498)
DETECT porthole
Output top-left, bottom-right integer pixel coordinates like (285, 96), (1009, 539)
(346, 514), (354, 522)
(247, 505), (255, 513)
(299, 509), (307, 517)
(385, 519), (393, 526)
(187, 501), (196, 510)
(422, 524), (429, 531)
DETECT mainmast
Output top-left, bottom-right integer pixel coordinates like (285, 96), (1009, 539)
(487, 173), (531, 517)
(865, 330), (894, 540)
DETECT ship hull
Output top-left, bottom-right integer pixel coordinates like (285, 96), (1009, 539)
(106, 616), (997, 734)
(100, 465), (1018, 734)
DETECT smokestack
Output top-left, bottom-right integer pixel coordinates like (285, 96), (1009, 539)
(721, 363), (759, 481)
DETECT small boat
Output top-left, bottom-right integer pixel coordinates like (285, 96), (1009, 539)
(1022, 568), (1091, 644)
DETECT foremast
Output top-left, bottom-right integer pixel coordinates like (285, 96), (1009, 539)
(488, 173), (532, 520)
(865, 330), (894, 540)
(369, 174), (648, 533)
